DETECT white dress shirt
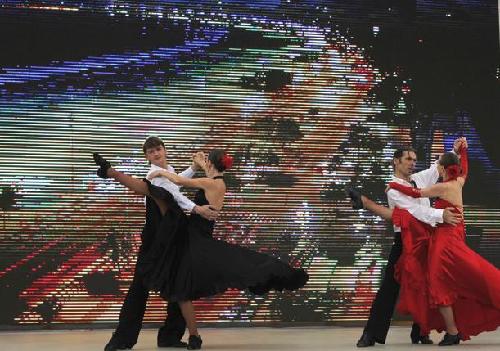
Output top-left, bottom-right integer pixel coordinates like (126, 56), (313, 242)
(145, 163), (196, 212)
(387, 160), (444, 232)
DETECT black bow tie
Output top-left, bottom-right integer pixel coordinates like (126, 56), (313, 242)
(410, 180), (417, 188)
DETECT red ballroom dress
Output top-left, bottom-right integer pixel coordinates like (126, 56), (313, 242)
(391, 147), (500, 340)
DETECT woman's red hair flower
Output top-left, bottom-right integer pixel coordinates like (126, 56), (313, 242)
(446, 164), (460, 181)
(221, 154), (233, 170)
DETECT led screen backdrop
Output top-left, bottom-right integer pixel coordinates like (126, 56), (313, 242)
(0, 1), (498, 326)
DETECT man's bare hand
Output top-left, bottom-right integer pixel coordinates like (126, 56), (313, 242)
(443, 207), (462, 226)
(194, 204), (219, 221)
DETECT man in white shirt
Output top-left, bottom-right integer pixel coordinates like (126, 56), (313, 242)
(104, 137), (218, 351)
(351, 141), (463, 347)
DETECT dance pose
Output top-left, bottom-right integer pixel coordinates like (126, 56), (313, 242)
(352, 139), (500, 345)
(102, 136), (218, 351)
(94, 148), (309, 350)
(350, 139), (463, 347)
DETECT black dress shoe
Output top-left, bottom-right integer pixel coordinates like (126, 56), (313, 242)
(104, 339), (134, 351)
(411, 334), (434, 344)
(187, 335), (203, 350)
(438, 333), (461, 346)
(158, 340), (188, 348)
(356, 332), (375, 347)
(347, 188), (364, 210)
(93, 152), (112, 179)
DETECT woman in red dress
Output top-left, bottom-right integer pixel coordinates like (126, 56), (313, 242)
(387, 141), (500, 345)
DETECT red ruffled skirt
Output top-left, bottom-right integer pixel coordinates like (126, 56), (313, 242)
(392, 206), (500, 340)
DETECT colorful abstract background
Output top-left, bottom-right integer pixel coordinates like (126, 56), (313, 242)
(0, 0), (498, 327)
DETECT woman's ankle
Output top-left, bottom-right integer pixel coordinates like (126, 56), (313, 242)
(107, 167), (117, 178)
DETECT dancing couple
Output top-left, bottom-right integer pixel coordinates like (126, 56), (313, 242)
(350, 137), (500, 346)
(93, 136), (309, 351)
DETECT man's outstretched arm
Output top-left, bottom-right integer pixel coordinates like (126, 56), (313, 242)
(351, 191), (461, 226)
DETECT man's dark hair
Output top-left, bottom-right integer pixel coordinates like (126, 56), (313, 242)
(393, 146), (417, 160)
(392, 146), (417, 168)
(142, 136), (165, 154)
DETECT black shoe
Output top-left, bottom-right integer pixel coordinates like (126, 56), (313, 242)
(411, 334), (434, 344)
(438, 333), (461, 346)
(347, 188), (364, 210)
(187, 335), (202, 350)
(93, 152), (112, 179)
(158, 340), (188, 348)
(356, 332), (375, 347)
(104, 338), (134, 351)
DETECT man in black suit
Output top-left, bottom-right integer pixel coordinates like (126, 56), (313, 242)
(103, 137), (218, 351)
(350, 142), (462, 347)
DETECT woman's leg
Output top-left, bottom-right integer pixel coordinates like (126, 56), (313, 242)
(179, 301), (198, 336)
(361, 196), (394, 221)
(94, 153), (149, 195)
(94, 153), (168, 214)
(107, 168), (150, 196)
(107, 168), (167, 214)
(438, 305), (459, 335)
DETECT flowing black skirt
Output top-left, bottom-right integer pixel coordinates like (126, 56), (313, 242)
(137, 180), (308, 302)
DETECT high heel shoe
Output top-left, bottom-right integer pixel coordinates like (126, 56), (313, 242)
(438, 333), (461, 346)
(187, 335), (202, 350)
(92, 153), (112, 179)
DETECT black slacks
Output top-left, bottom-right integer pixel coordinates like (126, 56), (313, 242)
(363, 232), (421, 343)
(113, 257), (186, 345)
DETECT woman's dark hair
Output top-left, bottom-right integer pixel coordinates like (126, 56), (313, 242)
(439, 152), (459, 169)
(208, 149), (230, 172)
(142, 136), (164, 154)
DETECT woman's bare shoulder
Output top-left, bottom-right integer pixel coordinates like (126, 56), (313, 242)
(204, 178), (226, 191)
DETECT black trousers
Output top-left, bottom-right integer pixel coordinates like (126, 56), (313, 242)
(363, 232), (422, 343)
(113, 255), (186, 345)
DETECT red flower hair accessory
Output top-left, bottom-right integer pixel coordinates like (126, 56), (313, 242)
(221, 154), (233, 170)
(445, 164), (460, 181)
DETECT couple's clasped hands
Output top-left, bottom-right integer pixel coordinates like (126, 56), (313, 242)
(453, 137), (467, 153)
(147, 151), (219, 221)
(147, 151), (207, 181)
(192, 151), (207, 171)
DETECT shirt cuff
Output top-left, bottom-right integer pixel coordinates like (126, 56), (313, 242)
(435, 208), (445, 223)
(180, 166), (196, 179)
(182, 201), (196, 213)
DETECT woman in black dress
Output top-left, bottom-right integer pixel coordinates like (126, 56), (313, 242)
(93, 150), (309, 349)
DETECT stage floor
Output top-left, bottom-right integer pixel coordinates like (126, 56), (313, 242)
(1, 326), (499, 351)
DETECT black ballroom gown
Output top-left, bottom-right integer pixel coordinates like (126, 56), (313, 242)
(137, 177), (309, 302)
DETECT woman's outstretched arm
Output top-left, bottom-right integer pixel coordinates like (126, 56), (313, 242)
(457, 143), (468, 186)
(148, 170), (212, 190)
(387, 181), (448, 199)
